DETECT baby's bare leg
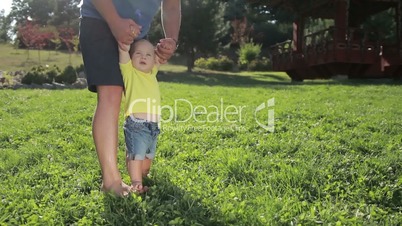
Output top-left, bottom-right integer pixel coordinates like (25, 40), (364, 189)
(127, 158), (142, 184)
(142, 158), (153, 177)
(126, 157), (148, 193)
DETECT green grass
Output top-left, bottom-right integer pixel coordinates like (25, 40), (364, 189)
(0, 44), (83, 72)
(1, 58), (402, 225)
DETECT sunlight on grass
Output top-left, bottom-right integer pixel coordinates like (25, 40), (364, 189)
(1, 49), (402, 225)
(0, 75), (402, 225)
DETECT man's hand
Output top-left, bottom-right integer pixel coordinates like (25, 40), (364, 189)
(155, 38), (176, 64)
(91, 0), (141, 45)
(110, 17), (142, 46)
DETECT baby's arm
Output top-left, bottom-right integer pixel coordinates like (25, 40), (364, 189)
(154, 55), (161, 69)
(118, 42), (131, 64)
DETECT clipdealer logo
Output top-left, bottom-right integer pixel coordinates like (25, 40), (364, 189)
(128, 98), (275, 132)
(254, 98), (275, 132)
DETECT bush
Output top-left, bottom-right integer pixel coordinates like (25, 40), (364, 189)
(194, 56), (234, 71)
(0, 71), (15, 86)
(75, 64), (85, 74)
(194, 58), (208, 69)
(216, 56), (235, 71)
(205, 57), (220, 70)
(237, 42), (262, 69)
(55, 65), (77, 84)
(21, 65), (54, 85)
(46, 65), (61, 82)
(247, 57), (272, 71)
(21, 65), (79, 85)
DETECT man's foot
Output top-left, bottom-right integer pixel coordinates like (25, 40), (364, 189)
(101, 181), (131, 197)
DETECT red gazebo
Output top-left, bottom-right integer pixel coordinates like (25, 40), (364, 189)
(269, 0), (402, 81)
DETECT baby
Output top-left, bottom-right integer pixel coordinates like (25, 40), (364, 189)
(118, 39), (171, 193)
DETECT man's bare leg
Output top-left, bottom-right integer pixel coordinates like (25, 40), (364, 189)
(93, 85), (130, 196)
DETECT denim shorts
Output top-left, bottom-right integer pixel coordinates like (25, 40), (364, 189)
(123, 116), (160, 160)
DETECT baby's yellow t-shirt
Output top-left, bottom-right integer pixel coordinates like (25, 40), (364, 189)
(120, 62), (160, 117)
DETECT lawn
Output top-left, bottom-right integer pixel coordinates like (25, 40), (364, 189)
(0, 44), (84, 72)
(0, 56), (402, 225)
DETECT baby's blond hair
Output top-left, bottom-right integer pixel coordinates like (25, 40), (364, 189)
(129, 39), (154, 57)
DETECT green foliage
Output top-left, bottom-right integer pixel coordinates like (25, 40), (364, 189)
(363, 8), (396, 43)
(20, 64), (77, 85)
(247, 57), (271, 71)
(237, 42), (262, 69)
(0, 10), (12, 43)
(4, 0), (79, 50)
(222, 0), (293, 48)
(224, 0), (247, 21)
(0, 71), (14, 86)
(75, 64), (85, 74)
(8, 0), (80, 29)
(194, 57), (208, 69)
(194, 56), (234, 71)
(21, 65), (60, 85)
(46, 65), (61, 82)
(55, 65), (77, 84)
(251, 21), (293, 48)
(177, 0), (230, 71)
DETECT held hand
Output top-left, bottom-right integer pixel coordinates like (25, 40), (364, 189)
(155, 38), (177, 64)
(118, 42), (130, 52)
(110, 17), (142, 45)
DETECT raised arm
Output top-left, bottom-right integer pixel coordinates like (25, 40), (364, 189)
(118, 42), (131, 64)
(156, 0), (181, 64)
(161, 0), (181, 43)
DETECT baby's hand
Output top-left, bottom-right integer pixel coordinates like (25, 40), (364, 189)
(118, 42), (130, 52)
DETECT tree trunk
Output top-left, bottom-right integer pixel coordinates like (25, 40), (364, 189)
(186, 47), (195, 72)
(38, 49), (41, 64)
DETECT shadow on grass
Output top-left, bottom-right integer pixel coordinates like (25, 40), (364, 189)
(157, 70), (291, 87)
(102, 176), (229, 226)
(157, 70), (402, 87)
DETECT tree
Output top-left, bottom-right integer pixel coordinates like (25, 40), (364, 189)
(29, 0), (56, 25)
(18, 21), (55, 62)
(18, 22), (37, 59)
(178, 0), (230, 71)
(58, 27), (77, 64)
(363, 8), (396, 44)
(0, 10), (12, 43)
(148, 0), (229, 71)
(8, 0), (80, 44)
(49, 0), (80, 32)
(219, 0), (293, 54)
(9, 0), (54, 26)
(224, 0), (251, 47)
(8, 0), (31, 26)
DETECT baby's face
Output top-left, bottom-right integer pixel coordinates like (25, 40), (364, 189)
(131, 40), (155, 73)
